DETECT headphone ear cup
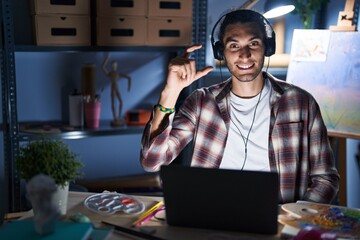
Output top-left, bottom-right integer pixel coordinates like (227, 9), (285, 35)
(213, 41), (224, 61)
(264, 30), (276, 57)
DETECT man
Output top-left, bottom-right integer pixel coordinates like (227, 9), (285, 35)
(140, 9), (339, 204)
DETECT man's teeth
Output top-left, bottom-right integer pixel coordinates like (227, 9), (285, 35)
(238, 64), (252, 69)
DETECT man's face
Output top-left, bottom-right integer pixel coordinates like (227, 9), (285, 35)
(222, 22), (265, 83)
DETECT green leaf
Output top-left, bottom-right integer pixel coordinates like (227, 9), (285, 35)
(16, 138), (84, 187)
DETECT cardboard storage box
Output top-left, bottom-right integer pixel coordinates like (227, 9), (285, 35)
(146, 17), (192, 46)
(34, 15), (91, 46)
(97, 0), (147, 17)
(97, 16), (147, 46)
(148, 0), (192, 18)
(31, 0), (90, 15)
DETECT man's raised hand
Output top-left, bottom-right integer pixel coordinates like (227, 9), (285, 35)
(166, 44), (213, 93)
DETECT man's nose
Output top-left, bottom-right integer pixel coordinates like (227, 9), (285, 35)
(238, 46), (251, 58)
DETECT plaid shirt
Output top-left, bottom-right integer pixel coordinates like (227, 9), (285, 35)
(141, 72), (340, 204)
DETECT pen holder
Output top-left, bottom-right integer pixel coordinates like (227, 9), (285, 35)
(84, 101), (101, 129)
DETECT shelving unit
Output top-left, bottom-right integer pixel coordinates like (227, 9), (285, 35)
(1, 0), (208, 212)
(1, 0), (20, 214)
(18, 121), (145, 141)
(15, 45), (186, 53)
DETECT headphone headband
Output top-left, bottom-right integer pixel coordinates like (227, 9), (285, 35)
(211, 9), (276, 60)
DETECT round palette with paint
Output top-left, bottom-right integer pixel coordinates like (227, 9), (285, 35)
(280, 201), (360, 238)
(84, 192), (145, 215)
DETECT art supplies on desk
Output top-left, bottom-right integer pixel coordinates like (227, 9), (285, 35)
(279, 201), (360, 239)
(84, 192), (145, 215)
(132, 201), (165, 227)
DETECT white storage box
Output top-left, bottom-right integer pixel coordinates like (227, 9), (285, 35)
(31, 0), (90, 15)
(96, 16), (147, 46)
(34, 14), (91, 46)
(96, 0), (147, 17)
(146, 17), (192, 46)
(148, 0), (192, 18)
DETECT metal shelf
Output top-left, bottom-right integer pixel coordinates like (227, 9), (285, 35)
(18, 121), (145, 141)
(15, 45), (186, 53)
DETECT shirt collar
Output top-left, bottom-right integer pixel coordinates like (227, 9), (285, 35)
(215, 78), (232, 103)
(213, 71), (289, 103)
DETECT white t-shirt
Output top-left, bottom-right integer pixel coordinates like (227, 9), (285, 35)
(220, 79), (271, 171)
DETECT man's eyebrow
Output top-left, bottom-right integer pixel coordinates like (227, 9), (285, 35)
(224, 36), (262, 45)
(224, 37), (238, 44)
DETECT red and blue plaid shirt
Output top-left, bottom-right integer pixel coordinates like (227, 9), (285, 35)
(140, 72), (340, 204)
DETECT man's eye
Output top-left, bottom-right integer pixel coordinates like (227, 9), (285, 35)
(249, 41), (260, 47)
(229, 44), (239, 49)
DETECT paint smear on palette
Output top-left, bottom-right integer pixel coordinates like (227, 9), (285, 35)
(279, 202), (360, 239)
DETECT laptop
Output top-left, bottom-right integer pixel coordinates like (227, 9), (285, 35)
(160, 165), (279, 234)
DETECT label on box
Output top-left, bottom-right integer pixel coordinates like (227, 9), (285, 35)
(96, 16), (146, 46)
(146, 17), (192, 46)
(31, 0), (90, 15)
(34, 14), (91, 46)
(148, 0), (192, 18)
(97, 0), (147, 16)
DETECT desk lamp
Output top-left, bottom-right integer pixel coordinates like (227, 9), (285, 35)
(263, 0), (295, 19)
(263, 0), (295, 68)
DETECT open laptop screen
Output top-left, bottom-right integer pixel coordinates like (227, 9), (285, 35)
(160, 165), (279, 234)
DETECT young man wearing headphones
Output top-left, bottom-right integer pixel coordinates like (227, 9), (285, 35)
(140, 9), (339, 204)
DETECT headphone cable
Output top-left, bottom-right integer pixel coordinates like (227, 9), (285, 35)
(229, 81), (264, 170)
(265, 56), (271, 73)
(219, 60), (224, 81)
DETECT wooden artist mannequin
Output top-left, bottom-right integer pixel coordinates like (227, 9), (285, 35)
(102, 53), (131, 126)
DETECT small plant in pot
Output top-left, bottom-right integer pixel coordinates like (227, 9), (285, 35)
(16, 138), (84, 214)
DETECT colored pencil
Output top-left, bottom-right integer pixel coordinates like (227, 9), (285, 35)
(132, 201), (164, 226)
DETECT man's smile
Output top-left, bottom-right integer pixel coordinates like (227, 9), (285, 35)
(236, 62), (255, 70)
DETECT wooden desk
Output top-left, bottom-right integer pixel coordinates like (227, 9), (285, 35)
(20, 191), (284, 240)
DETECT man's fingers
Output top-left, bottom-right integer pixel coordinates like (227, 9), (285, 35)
(182, 44), (202, 58)
(195, 66), (214, 79)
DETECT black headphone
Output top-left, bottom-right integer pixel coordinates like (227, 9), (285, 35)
(210, 9), (276, 61)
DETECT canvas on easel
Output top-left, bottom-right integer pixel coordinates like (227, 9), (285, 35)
(286, 29), (360, 139)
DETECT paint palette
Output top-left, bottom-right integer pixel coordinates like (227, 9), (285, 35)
(279, 201), (360, 239)
(84, 193), (145, 215)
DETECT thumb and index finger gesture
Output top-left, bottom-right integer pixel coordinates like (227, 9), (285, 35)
(167, 44), (214, 91)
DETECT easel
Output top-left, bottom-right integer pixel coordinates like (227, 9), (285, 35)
(328, 0), (358, 206)
(330, 0), (357, 31)
(328, 133), (347, 206)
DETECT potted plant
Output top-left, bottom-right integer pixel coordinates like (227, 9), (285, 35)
(16, 138), (84, 214)
(293, 0), (330, 29)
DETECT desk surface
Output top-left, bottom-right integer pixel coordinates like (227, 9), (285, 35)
(21, 191), (284, 240)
